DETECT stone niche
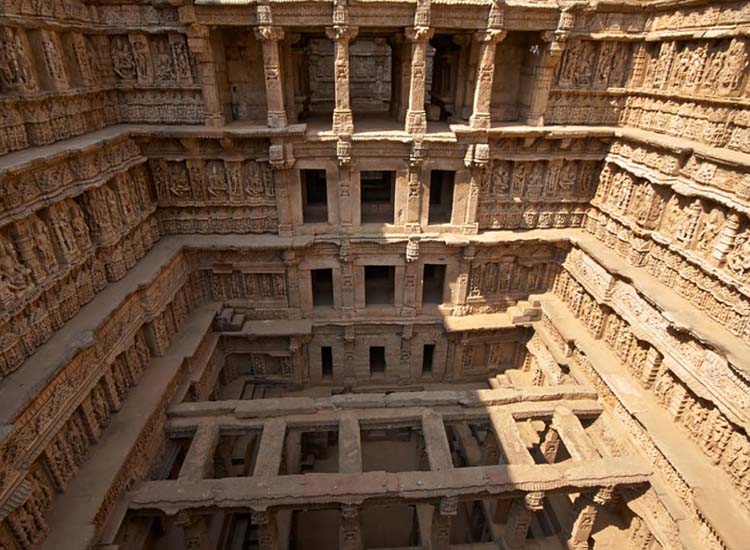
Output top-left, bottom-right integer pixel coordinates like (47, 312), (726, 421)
(218, 29), (268, 123)
(491, 31), (544, 122)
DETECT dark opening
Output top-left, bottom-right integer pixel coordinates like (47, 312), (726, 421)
(428, 35), (461, 122)
(370, 346), (386, 375)
(302, 169), (328, 223)
(311, 269), (334, 307)
(321, 346), (333, 379)
(422, 344), (435, 374)
(365, 265), (395, 305)
(361, 171), (395, 223)
(422, 264), (446, 304)
(428, 170), (455, 224)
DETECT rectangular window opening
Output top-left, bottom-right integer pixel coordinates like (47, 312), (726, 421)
(428, 170), (455, 224)
(422, 264), (446, 304)
(370, 346), (386, 375)
(311, 268), (334, 307)
(302, 169), (328, 223)
(422, 344), (435, 375)
(365, 265), (395, 305)
(321, 346), (333, 379)
(361, 171), (395, 223)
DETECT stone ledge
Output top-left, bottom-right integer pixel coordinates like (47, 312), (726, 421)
(538, 296), (750, 550)
(36, 302), (220, 550)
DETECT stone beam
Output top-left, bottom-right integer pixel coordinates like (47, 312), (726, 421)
(165, 398), (604, 438)
(422, 412), (453, 471)
(253, 418), (287, 477)
(487, 408), (535, 465)
(338, 413), (362, 474)
(551, 406), (599, 461)
(178, 422), (221, 481)
(126, 458), (651, 513)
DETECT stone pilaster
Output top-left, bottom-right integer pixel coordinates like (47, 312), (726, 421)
(326, 25), (359, 135)
(185, 25), (226, 127)
(525, 34), (567, 126)
(255, 26), (288, 128)
(405, 26), (434, 135)
(711, 212), (740, 267)
(640, 347), (662, 389)
(468, 30), (506, 129)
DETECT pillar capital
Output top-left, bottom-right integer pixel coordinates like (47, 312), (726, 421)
(404, 26), (434, 42)
(255, 25), (285, 42)
(326, 25), (359, 43)
(474, 29), (506, 44)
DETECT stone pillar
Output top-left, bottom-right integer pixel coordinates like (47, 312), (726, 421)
(453, 245), (475, 315)
(177, 512), (211, 550)
(564, 487), (613, 550)
(405, 26), (434, 135)
(256, 26), (288, 128)
(406, 143), (425, 231)
(463, 143), (489, 233)
(283, 251), (302, 310)
(339, 505), (363, 550)
(540, 426), (560, 463)
(525, 34), (566, 126)
(503, 492), (544, 550)
(186, 26), (226, 127)
(711, 212), (740, 267)
(270, 141), (295, 236)
(326, 25), (359, 134)
(432, 496), (457, 550)
(468, 30), (506, 129)
(252, 510), (281, 550)
(179, 422), (220, 481)
(339, 241), (355, 316)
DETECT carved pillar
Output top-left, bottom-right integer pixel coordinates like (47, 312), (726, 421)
(339, 505), (363, 550)
(525, 34), (566, 126)
(256, 26), (288, 128)
(270, 141), (295, 236)
(711, 212), (740, 267)
(283, 251), (302, 310)
(453, 245), (475, 315)
(186, 25), (226, 126)
(326, 25), (359, 134)
(339, 241), (355, 316)
(503, 492), (544, 550)
(177, 512), (211, 550)
(640, 347), (662, 389)
(463, 143), (489, 233)
(252, 510), (280, 550)
(406, 143), (425, 231)
(38, 29), (69, 91)
(468, 30), (506, 129)
(564, 488), (613, 550)
(405, 26), (434, 135)
(540, 426), (560, 463)
(432, 496), (457, 550)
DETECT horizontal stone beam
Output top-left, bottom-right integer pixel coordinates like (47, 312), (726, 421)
(167, 385), (600, 420)
(164, 399), (604, 437)
(127, 458), (651, 513)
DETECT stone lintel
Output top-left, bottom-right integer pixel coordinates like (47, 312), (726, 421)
(127, 458), (651, 513)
